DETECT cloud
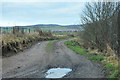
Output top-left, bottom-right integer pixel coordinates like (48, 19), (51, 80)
(50, 2), (85, 15)
(1, 0), (91, 2)
(1, 2), (85, 26)
(1, 0), (119, 2)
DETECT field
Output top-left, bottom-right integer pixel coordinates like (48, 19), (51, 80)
(0, 25), (80, 34)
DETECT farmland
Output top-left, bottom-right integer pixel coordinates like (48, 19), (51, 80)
(1, 23), (120, 79)
(0, 24), (81, 34)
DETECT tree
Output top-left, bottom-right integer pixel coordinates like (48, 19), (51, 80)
(80, 2), (119, 57)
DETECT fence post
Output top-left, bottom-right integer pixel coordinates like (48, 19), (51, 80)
(18, 27), (19, 33)
(6, 27), (8, 33)
(21, 28), (24, 34)
(3, 27), (5, 34)
(0, 27), (2, 34)
(34, 30), (35, 33)
(13, 27), (15, 34)
(29, 29), (30, 33)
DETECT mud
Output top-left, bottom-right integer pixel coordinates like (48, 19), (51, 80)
(2, 39), (105, 78)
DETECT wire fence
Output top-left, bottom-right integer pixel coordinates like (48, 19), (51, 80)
(0, 27), (37, 34)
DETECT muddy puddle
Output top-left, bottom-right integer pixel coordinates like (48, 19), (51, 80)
(45, 68), (72, 78)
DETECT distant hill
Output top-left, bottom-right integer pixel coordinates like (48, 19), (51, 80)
(1, 24), (83, 27)
(15, 24), (83, 29)
(1, 24), (84, 31)
(1, 24), (84, 32)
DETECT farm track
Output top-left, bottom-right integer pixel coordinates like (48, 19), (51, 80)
(2, 39), (105, 78)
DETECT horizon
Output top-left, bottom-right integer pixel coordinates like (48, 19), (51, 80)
(0, 23), (82, 27)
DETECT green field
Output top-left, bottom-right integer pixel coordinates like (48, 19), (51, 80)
(1, 26), (79, 34)
(1, 27), (36, 33)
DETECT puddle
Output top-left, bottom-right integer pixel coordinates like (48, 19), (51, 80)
(45, 68), (72, 78)
(38, 43), (41, 45)
(34, 42), (41, 49)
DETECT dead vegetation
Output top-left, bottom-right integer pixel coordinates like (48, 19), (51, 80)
(72, 38), (119, 78)
(77, 37), (118, 67)
(80, 2), (120, 67)
(2, 31), (56, 57)
(2, 29), (74, 57)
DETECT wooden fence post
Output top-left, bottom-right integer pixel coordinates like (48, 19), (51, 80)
(3, 27), (6, 34)
(34, 30), (35, 33)
(21, 28), (24, 34)
(16, 27), (19, 35)
(13, 27), (15, 34)
(29, 29), (30, 33)
(6, 27), (8, 33)
(0, 27), (1, 34)
(18, 27), (19, 33)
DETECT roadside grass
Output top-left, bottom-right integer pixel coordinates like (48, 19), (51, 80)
(109, 69), (119, 78)
(88, 56), (104, 61)
(65, 39), (120, 79)
(46, 35), (71, 52)
(105, 62), (117, 69)
(109, 67), (120, 79)
(103, 62), (120, 79)
(65, 40), (94, 56)
(2, 33), (72, 57)
(53, 32), (78, 35)
(56, 36), (72, 40)
(46, 40), (58, 52)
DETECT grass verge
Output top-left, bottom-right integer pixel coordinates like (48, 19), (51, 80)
(88, 56), (104, 61)
(65, 40), (94, 56)
(46, 40), (58, 52)
(65, 39), (120, 79)
(2, 33), (72, 57)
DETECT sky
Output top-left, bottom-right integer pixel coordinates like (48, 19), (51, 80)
(1, 0), (118, 26)
(0, 1), (87, 26)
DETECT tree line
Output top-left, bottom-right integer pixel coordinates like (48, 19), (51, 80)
(80, 2), (120, 58)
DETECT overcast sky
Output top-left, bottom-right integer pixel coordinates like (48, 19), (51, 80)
(1, 0), (119, 26)
(0, 1), (87, 26)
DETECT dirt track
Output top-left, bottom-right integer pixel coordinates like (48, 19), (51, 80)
(2, 39), (105, 78)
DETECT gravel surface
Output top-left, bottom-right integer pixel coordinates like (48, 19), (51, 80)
(2, 39), (105, 78)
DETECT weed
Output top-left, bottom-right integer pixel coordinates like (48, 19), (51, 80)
(46, 40), (58, 52)
(105, 63), (117, 69)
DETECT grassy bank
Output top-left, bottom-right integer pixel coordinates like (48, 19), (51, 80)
(65, 39), (120, 79)
(2, 33), (55, 57)
(2, 33), (72, 57)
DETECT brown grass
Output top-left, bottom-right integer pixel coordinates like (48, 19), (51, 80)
(2, 31), (56, 57)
